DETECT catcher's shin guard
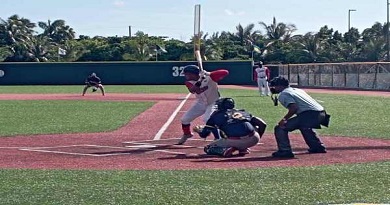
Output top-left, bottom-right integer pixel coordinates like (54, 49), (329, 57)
(250, 116), (267, 137)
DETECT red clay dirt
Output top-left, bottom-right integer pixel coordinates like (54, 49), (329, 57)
(0, 88), (389, 170)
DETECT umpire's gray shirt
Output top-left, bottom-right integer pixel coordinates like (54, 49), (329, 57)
(278, 87), (324, 114)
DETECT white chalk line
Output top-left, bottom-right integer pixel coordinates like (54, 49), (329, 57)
(17, 143), (188, 156)
(153, 93), (191, 140)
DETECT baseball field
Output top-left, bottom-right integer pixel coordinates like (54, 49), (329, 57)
(0, 85), (389, 205)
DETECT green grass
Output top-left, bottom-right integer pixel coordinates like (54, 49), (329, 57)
(0, 85), (389, 204)
(220, 88), (390, 139)
(0, 86), (388, 138)
(0, 100), (153, 136)
(0, 162), (389, 205)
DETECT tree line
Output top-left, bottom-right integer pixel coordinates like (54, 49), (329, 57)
(1, 14), (389, 63)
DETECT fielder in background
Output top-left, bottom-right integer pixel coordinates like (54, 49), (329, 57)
(269, 76), (331, 158)
(82, 72), (105, 96)
(193, 97), (267, 157)
(176, 65), (229, 145)
(254, 61), (270, 96)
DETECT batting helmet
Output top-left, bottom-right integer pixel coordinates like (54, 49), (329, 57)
(215, 98), (235, 110)
(183, 65), (200, 75)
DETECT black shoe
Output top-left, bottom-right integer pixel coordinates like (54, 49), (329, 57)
(308, 148), (327, 153)
(272, 150), (295, 158)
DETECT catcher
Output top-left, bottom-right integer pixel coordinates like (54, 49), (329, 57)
(193, 97), (267, 157)
(82, 72), (105, 96)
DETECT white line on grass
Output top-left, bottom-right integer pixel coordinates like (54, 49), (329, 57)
(153, 93), (191, 140)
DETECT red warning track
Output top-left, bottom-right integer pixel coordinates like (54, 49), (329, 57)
(0, 89), (388, 170)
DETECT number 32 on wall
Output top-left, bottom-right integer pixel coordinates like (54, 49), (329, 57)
(172, 66), (185, 77)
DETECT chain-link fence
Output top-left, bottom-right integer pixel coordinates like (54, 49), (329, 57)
(272, 62), (390, 90)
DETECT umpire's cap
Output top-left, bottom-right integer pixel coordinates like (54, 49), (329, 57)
(269, 76), (289, 87)
(183, 65), (200, 75)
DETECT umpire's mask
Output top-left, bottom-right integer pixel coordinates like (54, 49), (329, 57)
(269, 76), (289, 106)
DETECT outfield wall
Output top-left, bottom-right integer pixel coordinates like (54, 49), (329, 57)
(0, 61), (254, 85)
(3, 61), (386, 90)
(274, 62), (390, 91)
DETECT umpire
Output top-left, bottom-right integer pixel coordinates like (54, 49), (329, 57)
(269, 76), (330, 158)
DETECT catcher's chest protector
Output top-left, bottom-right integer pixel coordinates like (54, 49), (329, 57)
(224, 110), (250, 125)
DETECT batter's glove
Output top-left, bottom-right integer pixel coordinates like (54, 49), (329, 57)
(192, 125), (205, 134)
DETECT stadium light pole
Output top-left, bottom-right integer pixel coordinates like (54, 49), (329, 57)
(348, 9), (356, 31)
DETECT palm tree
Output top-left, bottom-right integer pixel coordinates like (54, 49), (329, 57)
(27, 36), (56, 62)
(259, 17), (297, 63)
(359, 38), (386, 61)
(0, 46), (11, 61)
(0, 15), (36, 46)
(233, 23), (262, 60)
(293, 32), (328, 63)
(0, 15), (37, 61)
(132, 31), (153, 61)
(259, 17), (297, 42)
(359, 22), (387, 61)
(235, 23), (258, 45)
(203, 32), (225, 60)
(38, 19), (75, 44)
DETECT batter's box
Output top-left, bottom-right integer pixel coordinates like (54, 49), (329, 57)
(19, 144), (186, 157)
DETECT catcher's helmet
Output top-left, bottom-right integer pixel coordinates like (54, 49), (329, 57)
(183, 65), (200, 75)
(215, 98), (235, 110)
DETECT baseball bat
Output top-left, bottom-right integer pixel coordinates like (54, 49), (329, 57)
(195, 50), (204, 72)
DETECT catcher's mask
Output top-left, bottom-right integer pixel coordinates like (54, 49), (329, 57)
(269, 76), (289, 93)
(215, 97), (235, 111)
(271, 94), (279, 106)
(183, 65), (200, 75)
(269, 76), (289, 106)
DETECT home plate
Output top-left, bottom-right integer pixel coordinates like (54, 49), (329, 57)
(124, 144), (157, 148)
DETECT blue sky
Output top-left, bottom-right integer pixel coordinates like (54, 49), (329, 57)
(0, 0), (387, 41)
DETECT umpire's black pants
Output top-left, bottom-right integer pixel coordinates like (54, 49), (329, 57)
(274, 110), (326, 152)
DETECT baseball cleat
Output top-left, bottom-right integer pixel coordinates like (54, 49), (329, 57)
(176, 133), (193, 145)
(308, 148), (327, 153)
(272, 150), (295, 158)
(238, 148), (250, 156)
(222, 147), (237, 157)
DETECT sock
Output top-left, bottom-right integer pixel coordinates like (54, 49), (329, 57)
(182, 124), (191, 135)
